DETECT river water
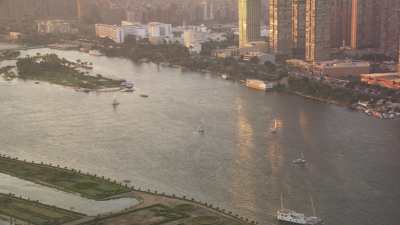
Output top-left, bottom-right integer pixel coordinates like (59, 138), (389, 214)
(1, 46), (400, 225)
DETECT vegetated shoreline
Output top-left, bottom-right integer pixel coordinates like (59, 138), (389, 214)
(0, 155), (130, 200)
(0, 154), (253, 225)
(0, 193), (85, 225)
(95, 42), (372, 110)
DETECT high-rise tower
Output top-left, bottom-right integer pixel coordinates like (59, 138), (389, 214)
(239, 0), (262, 47)
(269, 0), (292, 55)
(305, 0), (330, 62)
(292, 0), (306, 56)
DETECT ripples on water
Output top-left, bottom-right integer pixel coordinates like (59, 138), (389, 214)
(0, 47), (400, 225)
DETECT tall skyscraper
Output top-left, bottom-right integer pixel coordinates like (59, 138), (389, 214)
(379, 0), (400, 56)
(350, 0), (380, 49)
(269, 0), (292, 55)
(238, 0), (262, 47)
(330, 0), (352, 48)
(201, 1), (214, 21)
(305, 0), (330, 62)
(292, 0), (306, 56)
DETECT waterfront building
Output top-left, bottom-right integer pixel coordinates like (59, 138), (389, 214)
(147, 22), (174, 45)
(360, 73), (400, 90)
(238, 0), (262, 47)
(305, 0), (330, 62)
(95, 24), (124, 43)
(147, 22), (173, 39)
(312, 60), (370, 77)
(212, 46), (241, 59)
(121, 21), (147, 40)
(183, 30), (206, 54)
(268, 0), (292, 55)
(37, 20), (73, 34)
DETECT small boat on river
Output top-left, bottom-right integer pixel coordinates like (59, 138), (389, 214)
(277, 193), (322, 225)
(271, 119), (278, 134)
(293, 153), (307, 165)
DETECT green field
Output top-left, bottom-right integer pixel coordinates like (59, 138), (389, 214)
(0, 156), (130, 200)
(83, 204), (188, 225)
(0, 193), (84, 225)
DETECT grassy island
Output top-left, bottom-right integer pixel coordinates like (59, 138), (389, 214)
(16, 54), (123, 89)
(0, 193), (84, 225)
(0, 156), (130, 200)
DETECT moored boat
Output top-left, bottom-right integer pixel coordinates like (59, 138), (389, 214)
(246, 79), (267, 91)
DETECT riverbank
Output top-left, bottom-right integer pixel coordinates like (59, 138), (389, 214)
(0, 155), (253, 225)
(98, 41), (287, 83)
(287, 76), (400, 119)
(0, 193), (84, 225)
(289, 91), (348, 107)
(0, 155), (130, 200)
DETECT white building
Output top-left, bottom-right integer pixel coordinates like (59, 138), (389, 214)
(147, 22), (173, 39)
(121, 21), (147, 40)
(183, 25), (227, 54)
(183, 30), (206, 54)
(95, 24), (124, 43)
(37, 20), (72, 34)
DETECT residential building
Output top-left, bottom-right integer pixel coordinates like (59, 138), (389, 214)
(95, 24), (123, 43)
(37, 20), (72, 34)
(330, 0), (352, 48)
(147, 22), (173, 39)
(243, 51), (276, 64)
(292, 0), (306, 56)
(269, 0), (292, 55)
(201, 1), (215, 21)
(379, 0), (400, 56)
(8, 32), (22, 41)
(239, 0), (262, 47)
(183, 30), (205, 54)
(350, 0), (380, 49)
(305, 0), (330, 62)
(361, 73), (400, 89)
(213, 46), (240, 59)
(313, 60), (370, 77)
(121, 21), (147, 40)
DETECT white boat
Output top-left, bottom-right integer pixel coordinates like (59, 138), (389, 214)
(221, 74), (229, 80)
(197, 121), (205, 134)
(89, 50), (104, 56)
(112, 96), (120, 106)
(271, 119), (278, 133)
(277, 193), (322, 225)
(293, 153), (307, 165)
(121, 81), (134, 89)
(246, 79), (267, 91)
